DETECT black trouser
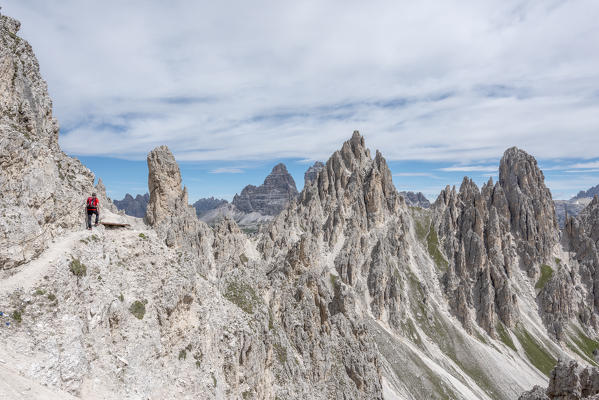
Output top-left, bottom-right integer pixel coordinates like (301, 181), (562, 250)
(87, 209), (99, 228)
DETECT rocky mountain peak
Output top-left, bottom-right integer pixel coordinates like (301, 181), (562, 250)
(499, 146), (558, 265)
(232, 162), (298, 215)
(304, 161), (324, 187)
(145, 145), (187, 227)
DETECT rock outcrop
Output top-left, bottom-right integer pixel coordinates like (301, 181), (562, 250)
(400, 191), (431, 208)
(192, 196), (228, 218)
(555, 199), (589, 228)
(232, 163), (298, 215)
(519, 360), (599, 399)
(0, 13), (108, 270)
(499, 147), (559, 267)
(303, 161), (324, 186)
(540, 195), (599, 338)
(113, 193), (149, 218)
(574, 184), (599, 201)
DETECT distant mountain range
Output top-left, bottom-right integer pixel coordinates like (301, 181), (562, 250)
(114, 162), (432, 227)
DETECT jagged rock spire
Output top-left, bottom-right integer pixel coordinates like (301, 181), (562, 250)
(499, 146), (558, 266)
(146, 145), (188, 227)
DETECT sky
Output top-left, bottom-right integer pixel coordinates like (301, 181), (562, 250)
(3, 0), (599, 201)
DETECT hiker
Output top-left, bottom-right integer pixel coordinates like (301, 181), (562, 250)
(86, 192), (100, 230)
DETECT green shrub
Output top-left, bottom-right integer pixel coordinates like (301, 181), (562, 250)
(69, 258), (87, 277)
(138, 233), (147, 239)
(223, 281), (261, 314)
(239, 253), (249, 264)
(178, 349), (187, 360)
(129, 300), (146, 320)
(535, 265), (553, 290)
(47, 293), (57, 302)
(11, 310), (22, 323)
(273, 343), (287, 364)
(34, 288), (45, 296)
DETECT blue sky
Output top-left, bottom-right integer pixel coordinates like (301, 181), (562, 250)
(3, 0), (599, 201)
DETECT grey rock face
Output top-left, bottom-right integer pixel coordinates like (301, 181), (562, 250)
(499, 147), (559, 268)
(520, 360), (599, 399)
(399, 191), (431, 208)
(114, 193), (149, 218)
(433, 176), (518, 334)
(433, 147), (559, 336)
(555, 199), (588, 228)
(192, 196), (228, 218)
(303, 161), (324, 187)
(519, 385), (550, 400)
(574, 184), (599, 200)
(542, 196), (599, 337)
(0, 13), (109, 270)
(232, 163), (298, 215)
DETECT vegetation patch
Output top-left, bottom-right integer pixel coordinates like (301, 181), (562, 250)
(570, 326), (599, 363)
(535, 265), (554, 290)
(426, 225), (448, 270)
(223, 281), (261, 314)
(47, 293), (57, 302)
(129, 300), (147, 320)
(138, 233), (147, 239)
(239, 253), (249, 264)
(329, 273), (338, 287)
(514, 327), (557, 376)
(69, 258), (87, 277)
(273, 343), (287, 364)
(178, 349), (187, 360)
(11, 309), (23, 323)
(496, 322), (517, 352)
(34, 288), (46, 296)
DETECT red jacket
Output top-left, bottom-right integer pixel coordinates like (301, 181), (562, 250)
(86, 197), (99, 211)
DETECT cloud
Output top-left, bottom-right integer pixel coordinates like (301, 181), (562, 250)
(393, 172), (441, 179)
(2, 0), (598, 165)
(439, 165), (498, 172)
(564, 169), (599, 173)
(565, 161), (599, 170)
(210, 167), (244, 174)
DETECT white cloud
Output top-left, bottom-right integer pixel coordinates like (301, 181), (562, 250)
(393, 172), (441, 179)
(439, 165), (498, 172)
(2, 0), (599, 164)
(210, 168), (244, 174)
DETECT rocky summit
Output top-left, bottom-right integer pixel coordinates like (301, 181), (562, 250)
(232, 163), (299, 215)
(114, 193), (149, 218)
(400, 191), (431, 208)
(5, 10), (599, 400)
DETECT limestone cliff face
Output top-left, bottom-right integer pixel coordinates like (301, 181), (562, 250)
(303, 161), (324, 187)
(539, 196), (599, 338)
(519, 360), (599, 399)
(400, 191), (431, 208)
(431, 147), (561, 336)
(499, 147), (559, 268)
(232, 163), (298, 215)
(0, 13), (110, 270)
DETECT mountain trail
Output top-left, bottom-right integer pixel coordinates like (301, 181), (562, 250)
(0, 230), (87, 297)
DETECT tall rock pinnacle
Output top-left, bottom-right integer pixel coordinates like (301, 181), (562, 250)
(499, 147), (559, 266)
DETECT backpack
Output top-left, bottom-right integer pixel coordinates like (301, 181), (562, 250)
(86, 197), (98, 210)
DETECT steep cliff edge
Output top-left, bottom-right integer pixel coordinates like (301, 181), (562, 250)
(0, 14), (112, 270)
